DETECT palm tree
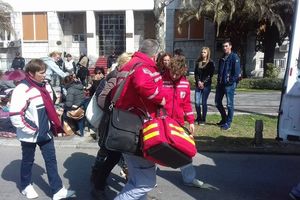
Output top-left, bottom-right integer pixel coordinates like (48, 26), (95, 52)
(0, 0), (14, 34)
(177, 0), (294, 77)
(153, 0), (175, 51)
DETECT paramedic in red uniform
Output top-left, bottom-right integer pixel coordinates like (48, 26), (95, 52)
(162, 55), (204, 188)
(113, 39), (166, 200)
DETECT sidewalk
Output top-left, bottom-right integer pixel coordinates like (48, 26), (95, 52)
(0, 131), (99, 149)
(2, 129), (300, 155)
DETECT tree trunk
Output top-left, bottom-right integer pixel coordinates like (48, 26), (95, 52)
(231, 33), (247, 78)
(153, 0), (166, 51)
(263, 24), (278, 78)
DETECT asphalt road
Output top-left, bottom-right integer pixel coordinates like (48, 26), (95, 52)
(191, 90), (281, 115)
(0, 145), (299, 200)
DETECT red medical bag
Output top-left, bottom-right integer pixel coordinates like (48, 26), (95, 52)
(142, 114), (197, 168)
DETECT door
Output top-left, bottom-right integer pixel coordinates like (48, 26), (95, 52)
(277, 0), (300, 141)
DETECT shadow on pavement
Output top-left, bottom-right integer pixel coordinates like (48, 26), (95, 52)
(156, 152), (298, 200)
(63, 152), (95, 199)
(155, 161), (220, 200)
(1, 159), (51, 197)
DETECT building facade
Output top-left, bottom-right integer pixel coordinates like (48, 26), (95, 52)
(0, 0), (155, 70)
(0, 0), (288, 77)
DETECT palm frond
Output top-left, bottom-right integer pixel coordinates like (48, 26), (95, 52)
(228, 0), (235, 20)
(271, 0), (294, 10)
(268, 13), (286, 36)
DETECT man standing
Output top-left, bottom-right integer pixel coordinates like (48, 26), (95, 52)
(113, 39), (166, 200)
(215, 39), (240, 130)
(11, 52), (25, 70)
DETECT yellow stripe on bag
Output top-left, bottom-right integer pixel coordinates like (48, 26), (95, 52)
(143, 131), (160, 141)
(169, 123), (184, 132)
(170, 130), (195, 145)
(143, 123), (158, 133)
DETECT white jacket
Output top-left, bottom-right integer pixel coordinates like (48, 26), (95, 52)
(10, 80), (53, 143)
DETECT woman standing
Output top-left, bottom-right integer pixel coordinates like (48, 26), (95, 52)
(9, 59), (75, 199)
(156, 52), (172, 75)
(76, 56), (90, 86)
(194, 47), (215, 125)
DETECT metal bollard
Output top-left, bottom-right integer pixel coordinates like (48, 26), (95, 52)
(254, 120), (263, 146)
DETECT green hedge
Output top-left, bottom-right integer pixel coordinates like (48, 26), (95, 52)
(236, 78), (283, 90)
(188, 75), (283, 90)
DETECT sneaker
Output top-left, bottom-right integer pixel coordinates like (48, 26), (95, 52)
(183, 179), (204, 188)
(53, 187), (75, 200)
(199, 121), (206, 125)
(21, 184), (38, 199)
(220, 123), (231, 130)
(216, 120), (226, 126)
(120, 167), (128, 181)
(290, 192), (300, 200)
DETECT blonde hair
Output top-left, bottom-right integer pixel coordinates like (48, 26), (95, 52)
(198, 47), (211, 68)
(117, 52), (133, 69)
(49, 51), (61, 58)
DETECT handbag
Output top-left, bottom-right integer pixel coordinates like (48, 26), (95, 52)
(104, 62), (143, 154)
(63, 120), (74, 136)
(67, 107), (84, 120)
(105, 107), (143, 154)
(86, 93), (103, 128)
(142, 108), (196, 168)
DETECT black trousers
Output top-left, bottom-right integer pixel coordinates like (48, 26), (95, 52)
(91, 147), (122, 190)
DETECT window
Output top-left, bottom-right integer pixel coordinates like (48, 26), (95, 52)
(259, 58), (286, 71)
(73, 34), (85, 42)
(99, 12), (125, 55)
(0, 30), (11, 41)
(174, 10), (204, 40)
(274, 59), (286, 71)
(22, 12), (48, 41)
(72, 13), (85, 42)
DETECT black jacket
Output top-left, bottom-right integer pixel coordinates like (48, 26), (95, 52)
(65, 82), (85, 109)
(194, 60), (215, 87)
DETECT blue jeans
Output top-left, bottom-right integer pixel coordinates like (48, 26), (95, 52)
(180, 163), (196, 183)
(20, 139), (63, 194)
(114, 154), (156, 200)
(195, 85), (211, 122)
(291, 182), (300, 197)
(215, 83), (236, 125)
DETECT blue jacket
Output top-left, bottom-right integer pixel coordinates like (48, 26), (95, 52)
(217, 52), (241, 85)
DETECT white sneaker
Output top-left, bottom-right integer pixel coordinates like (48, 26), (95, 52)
(52, 187), (75, 200)
(21, 184), (38, 199)
(183, 179), (204, 188)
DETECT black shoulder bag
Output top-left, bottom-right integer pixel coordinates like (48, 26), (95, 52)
(104, 63), (144, 154)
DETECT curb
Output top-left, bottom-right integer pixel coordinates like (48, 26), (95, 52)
(2, 136), (300, 155)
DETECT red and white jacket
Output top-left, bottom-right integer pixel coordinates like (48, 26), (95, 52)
(162, 72), (194, 126)
(114, 51), (165, 118)
(10, 80), (53, 143)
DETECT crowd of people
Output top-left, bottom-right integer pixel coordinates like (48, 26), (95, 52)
(2, 38), (297, 200)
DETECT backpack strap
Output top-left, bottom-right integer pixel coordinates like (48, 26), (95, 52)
(110, 62), (142, 107)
